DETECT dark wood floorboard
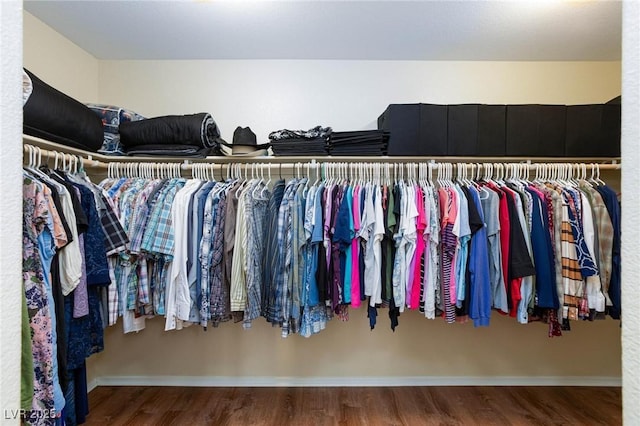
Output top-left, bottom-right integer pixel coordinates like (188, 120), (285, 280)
(84, 386), (622, 426)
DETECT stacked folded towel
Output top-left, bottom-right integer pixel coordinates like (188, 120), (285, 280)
(268, 126), (331, 156)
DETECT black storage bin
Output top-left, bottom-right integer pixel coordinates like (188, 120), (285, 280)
(506, 105), (566, 156)
(478, 105), (507, 156)
(378, 103), (447, 156)
(447, 104), (478, 156)
(565, 102), (621, 157)
(447, 104), (506, 156)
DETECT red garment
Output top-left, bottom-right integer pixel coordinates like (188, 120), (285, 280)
(510, 277), (522, 318)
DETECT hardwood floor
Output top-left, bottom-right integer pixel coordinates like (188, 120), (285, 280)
(85, 386), (621, 425)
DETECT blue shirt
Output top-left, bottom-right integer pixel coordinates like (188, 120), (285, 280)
(306, 185), (325, 306)
(526, 187), (558, 309)
(467, 186), (491, 327)
(596, 185), (621, 319)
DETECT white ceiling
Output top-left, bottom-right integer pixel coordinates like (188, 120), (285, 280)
(24, 0), (622, 61)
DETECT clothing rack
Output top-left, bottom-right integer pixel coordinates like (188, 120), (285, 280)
(23, 137), (621, 181)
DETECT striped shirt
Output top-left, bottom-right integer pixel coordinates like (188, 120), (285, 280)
(244, 182), (270, 327)
(560, 191), (583, 320)
(230, 184), (252, 312)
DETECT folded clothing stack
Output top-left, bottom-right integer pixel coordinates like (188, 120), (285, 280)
(86, 104), (145, 155)
(268, 126), (331, 156)
(119, 112), (225, 157)
(328, 130), (389, 156)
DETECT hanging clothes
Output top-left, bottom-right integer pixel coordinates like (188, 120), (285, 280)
(88, 160), (622, 341)
(23, 159), (123, 425)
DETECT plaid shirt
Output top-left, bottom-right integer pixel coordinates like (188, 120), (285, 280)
(210, 187), (229, 325)
(107, 257), (119, 325)
(154, 257), (170, 315)
(126, 257), (139, 311)
(198, 185), (219, 326)
(262, 180), (286, 318)
(581, 184), (614, 303)
(141, 179), (186, 257)
(281, 180), (299, 336)
(130, 180), (165, 312)
(99, 191), (129, 255)
(127, 180), (163, 254)
(113, 253), (128, 318)
(136, 256), (150, 308)
(141, 179), (186, 315)
(189, 182), (216, 318)
(244, 182), (270, 327)
(267, 180), (297, 325)
(121, 179), (147, 237)
(104, 179), (165, 316)
(290, 180), (308, 330)
(101, 180), (125, 324)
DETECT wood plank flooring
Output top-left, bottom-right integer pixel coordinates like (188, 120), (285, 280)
(85, 386), (621, 426)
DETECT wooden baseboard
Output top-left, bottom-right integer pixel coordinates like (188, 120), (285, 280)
(87, 375), (622, 391)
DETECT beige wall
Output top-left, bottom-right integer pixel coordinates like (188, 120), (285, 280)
(88, 313), (621, 382)
(23, 11), (98, 102)
(98, 60), (621, 145)
(23, 13), (623, 384)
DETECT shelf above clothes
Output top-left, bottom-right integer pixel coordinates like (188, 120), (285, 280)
(23, 135), (621, 170)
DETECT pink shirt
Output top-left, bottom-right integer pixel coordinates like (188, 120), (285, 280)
(447, 187), (459, 305)
(410, 186), (427, 309)
(351, 185), (362, 307)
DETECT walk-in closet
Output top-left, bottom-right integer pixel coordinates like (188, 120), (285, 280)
(2, 1), (639, 425)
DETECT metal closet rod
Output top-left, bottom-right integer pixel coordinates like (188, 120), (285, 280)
(23, 143), (621, 172)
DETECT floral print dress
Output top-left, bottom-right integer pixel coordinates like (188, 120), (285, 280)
(23, 177), (55, 423)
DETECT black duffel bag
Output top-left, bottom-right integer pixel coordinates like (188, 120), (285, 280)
(23, 68), (104, 152)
